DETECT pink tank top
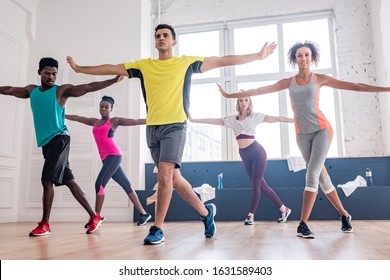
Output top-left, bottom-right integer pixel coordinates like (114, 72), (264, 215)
(92, 118), (121, 160)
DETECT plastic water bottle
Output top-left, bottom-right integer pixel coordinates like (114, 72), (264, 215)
(365, 168), (373, 186)
(217, 173), (223, 190)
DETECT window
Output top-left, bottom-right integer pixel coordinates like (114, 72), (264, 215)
(177, 11), (339, 161)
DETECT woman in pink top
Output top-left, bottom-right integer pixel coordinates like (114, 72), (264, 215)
(218, 41), (390, 239)
(66, 96), (151, 228)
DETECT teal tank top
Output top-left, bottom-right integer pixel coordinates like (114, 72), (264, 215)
(30, 85), (68, 147)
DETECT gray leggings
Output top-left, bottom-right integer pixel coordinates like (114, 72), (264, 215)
(296, 128), (335, 194)
(95, 155), (134, 195)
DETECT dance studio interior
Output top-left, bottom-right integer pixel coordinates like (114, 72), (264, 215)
(0, 0), (389, 262)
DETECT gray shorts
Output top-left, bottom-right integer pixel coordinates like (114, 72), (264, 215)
(146, 122), (187, 168)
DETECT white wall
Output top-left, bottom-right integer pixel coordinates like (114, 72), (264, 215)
(155, 0), (390, 156)
(0, 0), (153, 223)
(0, 0), (36, 222)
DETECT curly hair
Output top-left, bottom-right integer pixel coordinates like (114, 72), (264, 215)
(287, 41), (320, 68)
(39, 57), (58, 71)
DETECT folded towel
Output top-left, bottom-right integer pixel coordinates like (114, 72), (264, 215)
(286, 155), (307, 172)
(337, 175), (367, 197)
(193, 183), (216, 203)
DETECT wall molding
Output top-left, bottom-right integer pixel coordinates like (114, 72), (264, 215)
(0, 177), (14, 208)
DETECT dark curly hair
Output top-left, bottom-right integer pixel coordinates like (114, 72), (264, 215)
(287, 41), (320, 68)
(39, 57), (58, 71)
(100, 95), (115, 108)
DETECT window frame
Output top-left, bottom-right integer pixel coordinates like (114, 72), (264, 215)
(176, 10), (344, 161)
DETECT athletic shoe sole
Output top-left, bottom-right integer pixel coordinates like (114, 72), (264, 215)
(297, 233), (315, 239)
(144, 237), (165, 245)
(29, 231), (51, 237)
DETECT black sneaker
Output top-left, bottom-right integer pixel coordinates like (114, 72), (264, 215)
(137, 213), (152, 226)
(340, 215), (353, 233)
(85, 216), (106, 229)
(297, 221), (315, 238)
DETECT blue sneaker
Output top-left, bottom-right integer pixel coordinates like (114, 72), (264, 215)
(201, 203), (216, 238)
(144, 226), (165, 245)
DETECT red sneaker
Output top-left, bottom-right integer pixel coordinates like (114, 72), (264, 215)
(86, 214), (103, 234)
(29, 222), (51, 236)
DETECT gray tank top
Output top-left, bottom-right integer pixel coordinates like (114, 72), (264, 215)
(289, 73), (330, 134)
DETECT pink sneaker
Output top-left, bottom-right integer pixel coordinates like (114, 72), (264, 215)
(29, 222), (51, 236)
(86, 214), (103, 234)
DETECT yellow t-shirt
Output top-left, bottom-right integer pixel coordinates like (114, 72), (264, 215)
(124, 56), (204, 125)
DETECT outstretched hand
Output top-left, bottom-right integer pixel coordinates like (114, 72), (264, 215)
(257, 42), (277, 60)
(115, 75), (125, 83)
(66, 56), (78, 72)
(217, 83), (230, 98)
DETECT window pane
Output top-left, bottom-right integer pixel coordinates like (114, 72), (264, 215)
(184, 83), (223, 161)
(283, 18), (332, 71)
(178, 12), (338, 160)
(234, 25), (279, 75)
(238, 81), (282, 158)
(178, 31), (220, 79)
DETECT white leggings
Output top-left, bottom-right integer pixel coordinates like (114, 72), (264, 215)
(297, 128), (335, 194)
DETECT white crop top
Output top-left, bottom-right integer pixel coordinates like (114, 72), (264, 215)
(223, 113), (265, 137)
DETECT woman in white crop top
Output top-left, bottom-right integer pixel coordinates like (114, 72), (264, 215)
(190, 96), (293, 225)
(218, 41), (390, 238)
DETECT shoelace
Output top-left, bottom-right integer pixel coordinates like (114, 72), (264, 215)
(300, 223), (308, 230)
(149, 226), (160, 235)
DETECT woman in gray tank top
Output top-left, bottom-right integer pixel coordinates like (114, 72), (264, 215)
(218, 41), (390, 239)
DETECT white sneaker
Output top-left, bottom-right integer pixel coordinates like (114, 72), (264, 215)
(244, 216), (254, 225)
(277, 207), (291, 223)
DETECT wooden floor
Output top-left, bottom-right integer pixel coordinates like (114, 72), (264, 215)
(0, 220), (389, 260)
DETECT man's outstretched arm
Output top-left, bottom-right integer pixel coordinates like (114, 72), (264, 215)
(0, 85), (35, 99)
(62, 75), (124, 98)
(67, 56), (129, 77)
(200, 41), (277, 72)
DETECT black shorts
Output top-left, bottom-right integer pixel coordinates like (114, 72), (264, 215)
(41, 135), (75, 186)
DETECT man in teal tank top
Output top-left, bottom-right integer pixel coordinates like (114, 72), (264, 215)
(0, 57), (122, 236)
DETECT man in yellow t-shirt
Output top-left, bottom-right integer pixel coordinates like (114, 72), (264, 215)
(67, 23), (277, 245)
